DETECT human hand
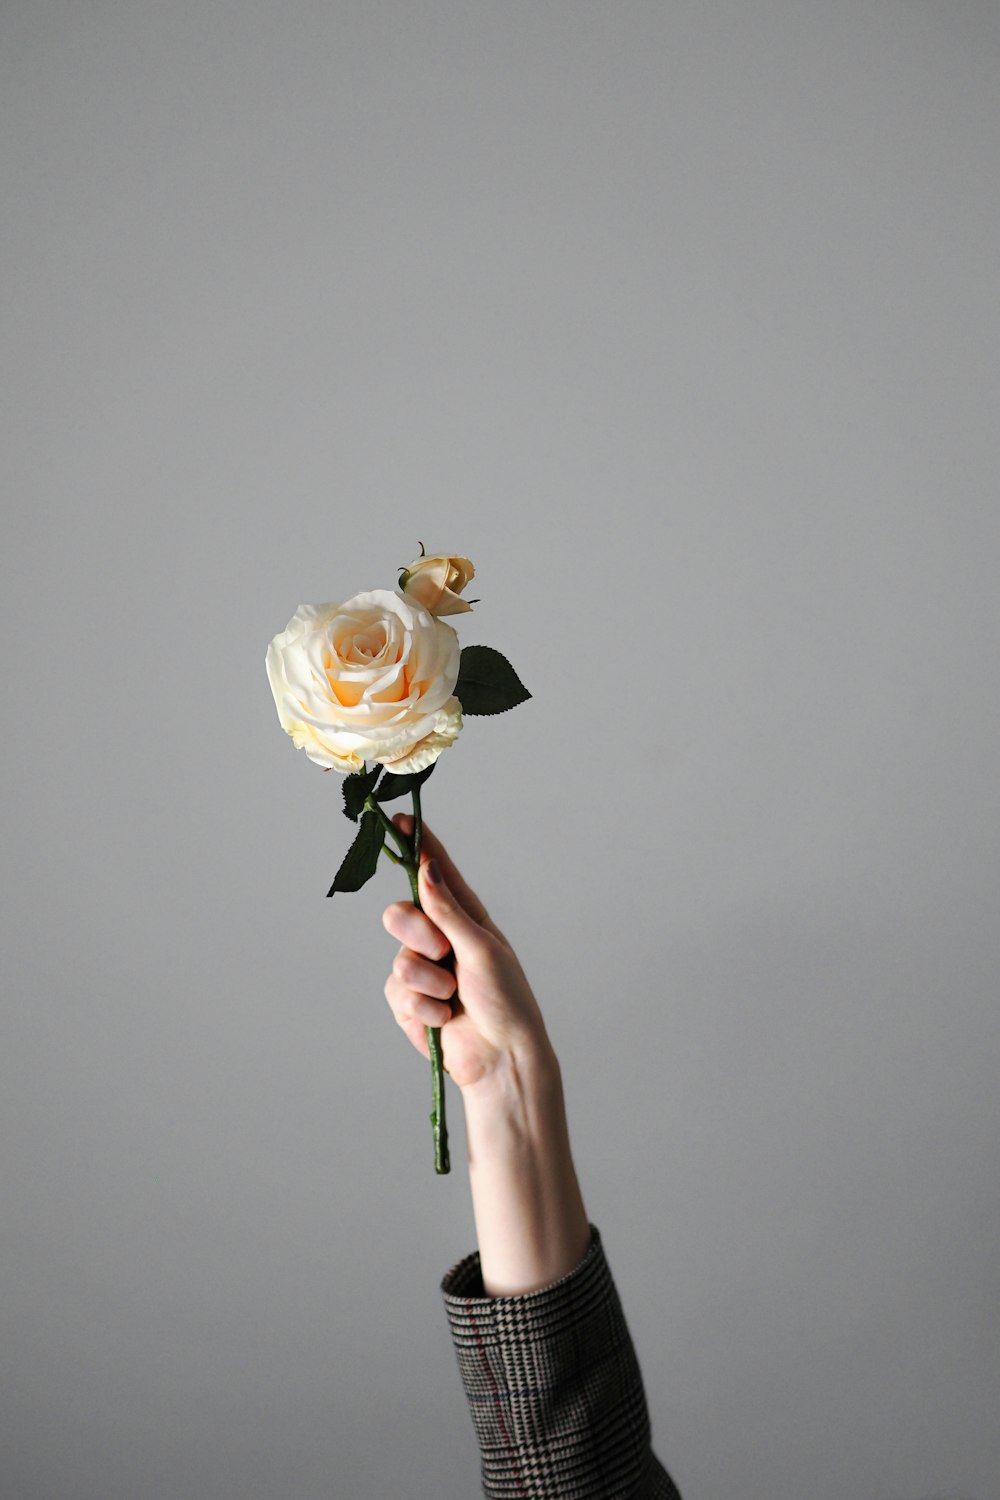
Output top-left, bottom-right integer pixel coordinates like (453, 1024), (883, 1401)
(381, 815), (554, 1092)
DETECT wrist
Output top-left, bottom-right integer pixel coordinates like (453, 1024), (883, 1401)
(459, 1038), (562, 1145)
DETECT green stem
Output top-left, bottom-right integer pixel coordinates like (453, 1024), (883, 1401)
(390, 787), (449, 1175)
(426, 1023), (450, 1174)
(352, 772), (449, 1175)
(366, 796), (412, 867)
(402, 850), (420, 903)
(412, 782), (424, 870)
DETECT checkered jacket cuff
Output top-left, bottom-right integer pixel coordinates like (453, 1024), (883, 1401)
(441, 1223), (682, 1499)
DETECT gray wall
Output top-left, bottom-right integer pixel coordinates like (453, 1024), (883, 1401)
(3, 4), (998, 1498)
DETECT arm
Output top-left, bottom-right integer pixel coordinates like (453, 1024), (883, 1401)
(382, 816), (683, 1498)
(383, 812), (590, 1294)
(460, 1041), (591, 1296)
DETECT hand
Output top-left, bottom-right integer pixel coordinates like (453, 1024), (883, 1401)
(381, 815), (553, 1092)
(384, 815), (589, 1295)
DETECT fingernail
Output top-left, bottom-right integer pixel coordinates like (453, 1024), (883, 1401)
(425, 858), (442, 886)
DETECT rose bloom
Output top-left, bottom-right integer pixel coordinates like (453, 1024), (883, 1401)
(266, 589), (463, 774)
(399, 552), (475, 616)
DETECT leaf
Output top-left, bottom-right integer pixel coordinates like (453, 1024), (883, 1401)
(374, 762), (436, 803)
(327, 810), (384, 894)
(454, 645), (532, 716)
(342, 763), (382, 822)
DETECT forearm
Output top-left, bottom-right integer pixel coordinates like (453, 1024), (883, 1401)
(459, 1041), (592, 1297)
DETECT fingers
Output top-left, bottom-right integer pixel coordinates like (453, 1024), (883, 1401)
(383, 968), (454, 1039)
(381, 900), (451, 960)
(380, 901), (462, 1060)
(383, 983), (432, 1060)
(391, 814), (491, 927)
(390, 945), (458, 1003)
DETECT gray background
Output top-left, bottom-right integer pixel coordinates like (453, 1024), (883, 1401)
(2, 4), (998, 1498)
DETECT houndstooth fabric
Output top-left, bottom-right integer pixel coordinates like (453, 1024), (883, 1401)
(441, 1224), (683, 1499)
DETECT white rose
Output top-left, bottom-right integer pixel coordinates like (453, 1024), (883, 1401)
(266, 589), (463, 775)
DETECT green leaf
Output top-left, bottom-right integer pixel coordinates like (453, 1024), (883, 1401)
(374, 762), (436, 803)
(327, 810), (384, 894)
(454, 645), (532, 716)
(342, 763), (382, 822)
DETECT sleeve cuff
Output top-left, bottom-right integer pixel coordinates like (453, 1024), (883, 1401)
(439, 1223), (667, 1496)
(440, 1222), (602, 1304)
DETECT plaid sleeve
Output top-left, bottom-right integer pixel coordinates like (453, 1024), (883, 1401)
(440, 1223), (683, 1499)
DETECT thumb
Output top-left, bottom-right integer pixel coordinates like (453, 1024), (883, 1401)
(418, 857), (488, 961)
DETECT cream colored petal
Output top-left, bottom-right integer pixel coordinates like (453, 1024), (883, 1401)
(445, 558), (475, 590)
(429, 591), (474, 615)
(288, 718), (362, 772)
(402, 570), (446, 613)
(402, 556), (475, 616)
(340, 588), (424, 631)
(267, 589), (462, 770)
(265, 639), (295, 732)
(381, 697), (463, 772)
(380, 730), (454, 774)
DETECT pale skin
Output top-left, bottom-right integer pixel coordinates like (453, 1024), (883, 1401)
(382, 813), (592, 1297)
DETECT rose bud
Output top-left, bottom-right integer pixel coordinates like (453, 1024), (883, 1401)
(398, 553), (476, 616)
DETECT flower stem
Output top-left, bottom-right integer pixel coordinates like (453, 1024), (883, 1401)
(390, 791), (449, 1176)
(412, 782), (424, 870)
(366, 796), (413, 867)
(427, 1023), (450, 1174)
